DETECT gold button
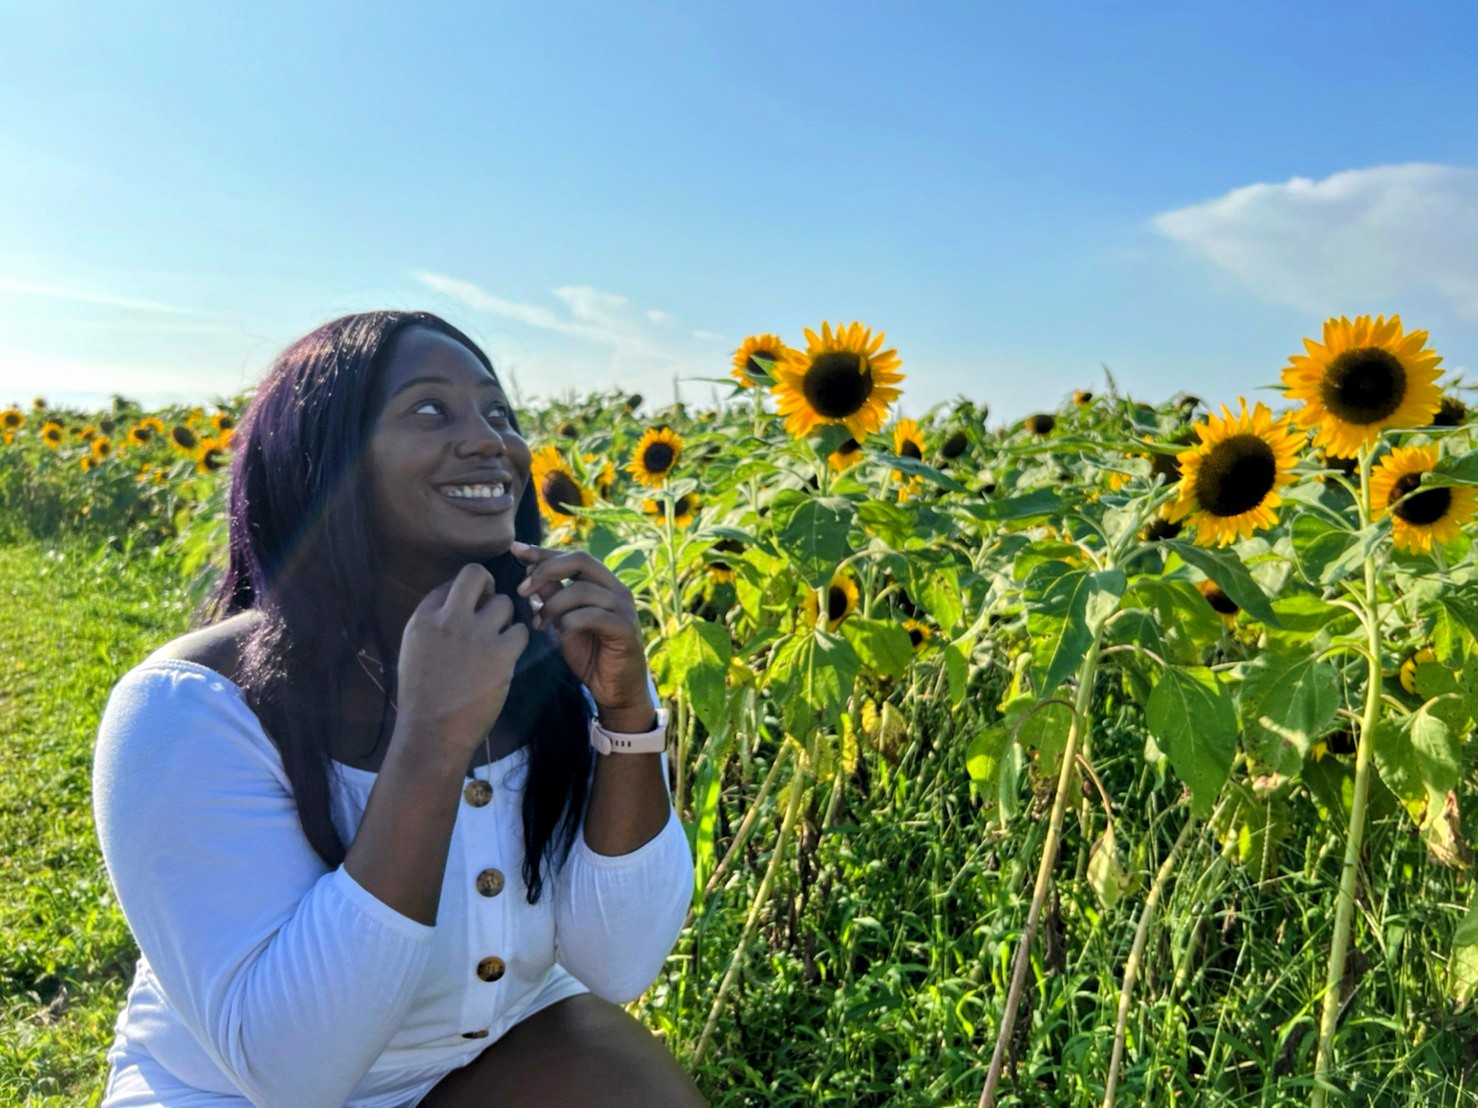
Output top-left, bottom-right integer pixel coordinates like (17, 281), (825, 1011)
(475, 868), (505, 897)
(462, 1029), (489, 1039)
(463, 780), (493, 807)
(476, 956), (506, 982)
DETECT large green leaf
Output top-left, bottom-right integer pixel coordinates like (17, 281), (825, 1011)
(1238, 651), (1338, 775)
(1027, 568), (1126, 697)
(841, 617), (914, 679)
(772, 492), (855, 587)
(1167, 541), (1283, 627)
(770, 627), (861, 739)
(1147, 665), (1238, 817)
(665, 620), (733, 737)
(952, 487), (1063, 522)
(1290, 510), (1357, 587)
(687, 761), (721, 909)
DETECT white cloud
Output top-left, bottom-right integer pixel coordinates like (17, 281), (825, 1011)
(1152, 164), (1478, 320)
(692, 329), (725, 341)
(645, 309), (672, 324)
(0, 276), (194, 315)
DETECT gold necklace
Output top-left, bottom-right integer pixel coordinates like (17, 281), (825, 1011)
(355, 649), (490, 781)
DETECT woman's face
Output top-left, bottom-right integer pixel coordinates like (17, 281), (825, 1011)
(364, 326), (532, 583)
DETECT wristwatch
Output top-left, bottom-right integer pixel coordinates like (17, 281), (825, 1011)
(589, 706), (670, 755)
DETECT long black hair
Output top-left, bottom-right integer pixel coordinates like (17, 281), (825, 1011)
(203, 310), (593, 904)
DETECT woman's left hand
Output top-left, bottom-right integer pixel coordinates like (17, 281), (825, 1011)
(510, 541), (652, 719)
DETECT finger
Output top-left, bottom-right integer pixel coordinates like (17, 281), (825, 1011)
(508, 540), (558, 565)
(477, 592), (516, 630)
(545, 604), (631, 641)
(517, 550), (622, 599)
(532, 582), (621, 628)
(444, 563), (496, 616)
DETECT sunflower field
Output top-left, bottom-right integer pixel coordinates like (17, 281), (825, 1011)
(2, 313), (1478, 1105)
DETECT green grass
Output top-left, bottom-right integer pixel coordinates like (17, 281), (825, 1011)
(3, 538), (1476, 1106)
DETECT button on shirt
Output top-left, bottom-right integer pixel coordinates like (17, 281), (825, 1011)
(91, 658), (693, 1108)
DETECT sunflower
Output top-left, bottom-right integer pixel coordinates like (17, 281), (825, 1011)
(31, 397), (46, 410)
(771, 321), (903, 441)
(902, 618), (933, 651)
(1399, 646), (1437, 695)
(195, 437), (228, 473)
(40, 421), (63, 448)
(91, 436), (113, 460)
(77, 425), (97, 441)
(642, 492), (699, 528)
(1025, 413), (1055, 436)
(1163, 398), (1303, 547)
(1281, 314), (1443, 458)
(1140, 517), (1182, 542)
(1073, 390), (1094, 407)
(211, 412), (236, 433)
(530, 445), (594, 529)
(584, 454), (617, 499)
(802, 570), (860, 632)
(557, 421), (579, 439)
(891, 419), (927, 501)
(80, 455), (95, 472)
(1197, 579), (1238, 623)
(128, 423), (156, 446)
(1431, 396), (1468, 427)
(706, 538), (744, 583)
(938, 429), (968, 461)
(731, 333), (791, 388)
(627, 426), (684, 487)
(828, 437), (864, 473)
(1369, 444), (1478, 554)
(170, 424), (198, 451)
(1311, 726), (1359, 762)
(0, 408), (23, 431)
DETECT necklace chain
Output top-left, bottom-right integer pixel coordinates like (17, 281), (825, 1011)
(355, 649), (490, 781)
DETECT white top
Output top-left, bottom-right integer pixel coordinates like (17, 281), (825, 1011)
(92, 656), (693, 1107)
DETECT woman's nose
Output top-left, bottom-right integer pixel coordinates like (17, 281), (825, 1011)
(458, 422), (506, 457)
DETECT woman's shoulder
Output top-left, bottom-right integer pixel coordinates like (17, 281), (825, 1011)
(146, 609), (264, 686)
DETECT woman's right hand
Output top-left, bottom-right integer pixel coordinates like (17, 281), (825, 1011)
(394, 563), (530, 756)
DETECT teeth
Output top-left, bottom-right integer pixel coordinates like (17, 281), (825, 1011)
(444, 483), (506, 500)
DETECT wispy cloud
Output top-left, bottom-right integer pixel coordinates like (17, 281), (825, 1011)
(410, 270), (706, 381)
(0, 276), (194, 315)
(1152, 164), (1478, 320)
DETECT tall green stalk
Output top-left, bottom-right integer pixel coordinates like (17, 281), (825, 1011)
(1312, 439), (1383, 1102)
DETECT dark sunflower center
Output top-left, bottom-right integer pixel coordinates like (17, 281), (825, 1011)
(940, 431), (968, 459)
(745, 352), (776, 379)
(1202, 586), (1238, 615)
(642, 441), (675, 473)
(1319, 347), (1407, 424)
(827, 585), (849, 621)
(1149, 451), (1182, 484)
(674, 494), (694, 515)
(1389, 472), (1452, 525)
(201, 449), (223, 470)
(803, 352), (873, 418)
(907, 627), (924, 647)
(2, 414), (20, 428)
(542, 472), (583, 515)
(1193, 434), (1277, 517)
(711, 560), (730, 573)
(900, 439), (922, 461)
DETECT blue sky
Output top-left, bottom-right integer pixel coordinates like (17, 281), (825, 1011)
(2, 1), (1476, 426)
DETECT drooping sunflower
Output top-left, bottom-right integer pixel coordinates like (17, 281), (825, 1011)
(626, 426), (683, 487)
(0, 408), (23, 431)
(1431, 395), (1468, 427)
(170, 425), (198, 452)
(828, 437), (864, 473)
(1281, 314), (1444, 458)
(40, 421), (63, 448)
(1163, 398), (1303, 547)
(891, 419), (927, 501)
(1072, 390), (1094, 407)
(195, 437), (228, 473)
(1025, 413), (1055, 436)
(1197, 579), (1238, 624)
(642, 492), (699, 529)
(530, 445), (594, 529)
(731, 333), (791, 388)
(1399, 646), (1437, 695)
(1369, 444), (1478, 554)
(902, 618), (933, 651)
(706, 538), (745, 583)
(771, 321), (903, 441)
(938, 429), (969, 462)
(802, 570), (860, 632)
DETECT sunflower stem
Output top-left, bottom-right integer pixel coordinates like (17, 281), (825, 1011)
(980, 638), (1103, 1107)
(662, 478), (689, 818)
(1312, 439), (1384, 1104)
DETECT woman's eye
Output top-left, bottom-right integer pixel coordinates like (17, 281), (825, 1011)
(412, 400), (443, 416)
(486, 403), (510, 421)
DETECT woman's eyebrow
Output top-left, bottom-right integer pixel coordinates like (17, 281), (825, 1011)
(389, 374), (505, 400)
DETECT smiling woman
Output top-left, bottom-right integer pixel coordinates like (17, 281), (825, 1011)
(90, 311), (705, 1107)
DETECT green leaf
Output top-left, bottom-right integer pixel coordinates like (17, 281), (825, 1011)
(1167, 541), (1283, 627)
(1422, 450), (1478, 488)
(1146, 666), (1238, 817)
(688, 761), (721, 909)
(1317, 522), (1386, 587)
(1238, 651), (1338, 775)
(1410, 704), (1462, 795)
(856, 500), (916, 550)
(841, 617), (914, 679)
(772, 628), (860, 739)
(879, 453), (971, 493)
(1029, 569), (1126, 697)
(772, 493), (855, 587)
(1433, 592), (1478, 663)
(965, 723), (1010, 785)
(944, 641), (968, 707)
(916, 565), (964, 633)
(951, 487), (1063, 522)
(1087, 824), (1130, 910)
(1290, 510), (1357, 587)
(665, 620), (732, 737)
(1454, 896), (1478, 949)
(1371, 716), (1424, 809)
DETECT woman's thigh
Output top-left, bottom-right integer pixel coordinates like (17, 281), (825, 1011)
(420, 993), (707, 1107)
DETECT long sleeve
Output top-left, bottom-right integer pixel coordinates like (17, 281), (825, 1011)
(553, 676), (694, 1003)
(92, 663), (437, 1107)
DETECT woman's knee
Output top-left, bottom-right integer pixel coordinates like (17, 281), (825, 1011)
(421, 993), (707, 1107)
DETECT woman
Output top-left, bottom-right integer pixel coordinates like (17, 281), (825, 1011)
(92, 311), (706, 1106)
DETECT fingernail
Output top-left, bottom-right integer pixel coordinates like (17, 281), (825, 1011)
(517, 579), (531, 595)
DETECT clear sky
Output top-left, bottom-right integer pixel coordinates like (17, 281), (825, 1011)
(2, 1), (1476, 425)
